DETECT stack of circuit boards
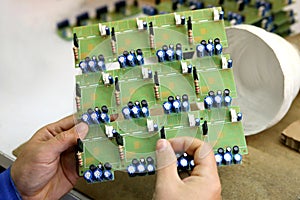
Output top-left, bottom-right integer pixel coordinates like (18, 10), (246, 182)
(73, 7), (248, 183)
(57, 0), (295, 41)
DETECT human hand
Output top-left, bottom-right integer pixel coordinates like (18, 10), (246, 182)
(154, 137), (221, 200)
(11, 115), (89, 200)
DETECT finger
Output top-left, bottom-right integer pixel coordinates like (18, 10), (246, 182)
(46, 115), (77, 136)
(49, 122), (89, 154)
(156, 139), (181, 185)
(169, 137), (217, 178)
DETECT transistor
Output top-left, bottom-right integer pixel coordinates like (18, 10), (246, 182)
(160, 126), (166, 139)
(202, 121), (208, 135)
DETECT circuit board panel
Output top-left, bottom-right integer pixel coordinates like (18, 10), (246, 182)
(73, 7), (248, 183)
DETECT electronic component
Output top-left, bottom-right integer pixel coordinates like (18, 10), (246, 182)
(202, 121), (208, 135)
(188, 114), (196, 127)
(105, 125), (114, 138)
(215, 154), (223, 166)
(230, 109), (238, 122)
(223, 152), (232, 165)
(221, 56), (228, 69)
(187, 16), (193, 44)
(233, 154), (242, 164)
(193, 67), (200, 94)
(160, 126), (166, 139)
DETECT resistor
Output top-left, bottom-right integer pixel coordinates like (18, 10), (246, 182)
(77, 152), (83, 167)
(73, 47), (79, 60)
(187, 16), (193, 44)
(73, 33), (79, 61)
(154, 85), (160, 99)
(111, 27), (116, 54)
(194, 80), (200, 94)
(115, 91), (121, 105)
(118, 145), (125, 161)
(149, 22), (155, 49)
(75, 96), (81, 111)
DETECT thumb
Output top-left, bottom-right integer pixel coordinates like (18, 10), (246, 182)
(51, 122), (89, 154)
(156, 139), (181, 185)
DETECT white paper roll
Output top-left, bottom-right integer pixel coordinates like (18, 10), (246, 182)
(225, 25), (300, 136)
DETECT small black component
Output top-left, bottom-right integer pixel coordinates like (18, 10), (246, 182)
(218, 0), (224, 5)
(176, 43), (182, 50)
(175, 95), (181, 101)
(181, 16), (186, 25)
(98, 54), (105, 61)
(96, 6), (108, 19)
(169, 44), (174, 50)
(136, 48), (143, 56)
(104, 162), (112, 170)
(214, 38), (220, 46)
(77, 138), (83, 152)
(238, 0), (245, 11)
(94, 107), (101, 114)
(98, 163), (104, 170)
(115, 1), (126, 13)
(133, 0), (138, 7)
(187, 16), (192, 30)
(127, 101), (134, 109)
(141, 100), (148, 108)
(233, 145), (240, 154)
(183, 51), (194, 59)
(57, 19), (70, 29)
(162, 45), (168, 52)
(202, 121), (208, 135)
(143, 21), (148, 30)
(223, 89), (230, 96)
(208, 39), (213, 44)
(149, 22), (154, 35)
(208, 91), (215, 97)
(111, 27), (116, 41)
(160, 126), (166, 139)
(182, 94), (188, 101)
(116, 133), (124, 146)
(101, 105), (109, 113)
(123, 50), (129, 57)
(217, 147), (225, 155)
(130, 49), (136, 56)
(193, 67), (198, 81)
(76, 12), (89, 26)
(154, 71), (159, 86)
(135, 101), (141, 108)
(132, 158), (140, 166)
(201, 40), (207, 46)
(89, 164), (97, 172)
(168, 96), (175, 103)
(115, 77), (120, 91)
(140, 157), (147, 165)
(155, 0), (161, 5)
(172, 1), (178, 11)
(226, 146), (232, 153)
(146, 156), (154, 164)
(76, 83), (81, 97)
(73, 33), (79, 48)
(87, 108), (94, 115)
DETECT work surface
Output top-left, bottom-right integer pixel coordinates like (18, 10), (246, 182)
(74, 90), (300, 199)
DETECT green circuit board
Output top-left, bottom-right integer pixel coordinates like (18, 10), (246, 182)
(73, 7), (248, 183)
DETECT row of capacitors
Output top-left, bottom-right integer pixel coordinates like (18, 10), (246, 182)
(196, 38), (223, 57)
(215, 146), (242, 166)
(177, 153), (195, 171)
(156, 43), (183, 62)
(204, 89), (232, 109)
(81, 106), (110, 124)
(83, 162), (114, 183)
(118, 49), (145, 68)
(163, 94), (190, 114)
(122, 100), (149, 119)
(127, 157), (156, 177)
(79, 54), (106, 74)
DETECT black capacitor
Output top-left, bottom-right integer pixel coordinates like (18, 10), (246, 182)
(94, 107), (101, 114)
(232, 146), (239, 154)
(218, 0), (224, 5)
(143, 21), (148, 30)
(214, 38), (220, 46)
(136, 49), (143, 56)
(140, 157), (147, 165)
(187, 16), (192, 30)
(175, 95), (181, 101)
(169, 44), (174, 50)
(123, 50), (129, 57)
(217, 147), (225, 155)
(182, 94), (189, 101)
(87, 108), (94, 115)
(108, 76), (114, 84)
(181, 16), (185, 25)
(135, 101), (141, 108)
(172, 1), (177, 11)
(146, 156), (154, 164)
(208, 91), (215, 97)
(226, 146), (232, 153)
(101, 105), (109, 113)
(132, 158), (140, 166)
(105, 27), (110, 35)
(201, 40), (207, 46)
(130, 49), (136, 57)
(168, 96), (175, 103)
(85, 57), (91, 62)
(127, 101), (134, 109)
(208, 39), (213, 44)
(98, 54), (105, 61)
(141, 99), (148, 107)
(162, 45), (168, 52)
(223, 89), (230, 96)
(77, 138), (83, 152)
(89, 164), (97, 172)
(238, 1), (245, 11)
(216, 90), (222, 96)
(104, 162), (112, 170)
(202, 121), (208, 135)
(57, 19), (70, 29)
(176, 43), (182, 50)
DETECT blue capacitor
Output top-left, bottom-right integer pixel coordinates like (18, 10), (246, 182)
(215, 44), (223, 55)
(233, 154), (242, 164)
(181, 100), (190, 112)
(237, 112), (243, 121)
(127, 164), (137, 177)
(206, 43), (214, 56)
(81, 113), (92, 124)
(136, 55), (144, 65)
(153, 124), (159, 131)
(196, 44), (205, 57)
(215, 153), (223, 166)
(147, 164), (155, 175)
(136, 163), (147, 175)
(83, 170), (94, 183)
(141, 107), (149, 117)
(93, 168), (103, 181)
(178, 157), (189, 170)
(223, 152), (232, 165)
(224, 96), (232, 107)
(100, 113), (110, 123)
(187, 64), (192, 73)
(195, 118), (200, 126)
(228, 59), (233, 68)
(90, 112), (100, 124)
(156, 50), (165, 62)
(214, 95), (223, 108)
(118, 55), (127, 68)
(166, 49), (174, 61)
(122, 107), (131, 119)
(97, 60), (106, 71)
(79, 61), (89, 73)
(204, 96), (214, 109)
(131, 106), (140, 118)
(108, 75), (114, 84)
(88, 60), (97, 72)
(103, 170), (113, 180)
(219, 10), (224, 20)
(163, 101), (172, 114)
(172, 100), (181, 113)
(127, 54), (136, 67)
(175, 49), (182, 60)
(105, 27), (110, 35)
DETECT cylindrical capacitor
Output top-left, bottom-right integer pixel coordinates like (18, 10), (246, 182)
(233, 154), (242, 164)
(196, 44), (205, 57)
(141, 99), (148, 107)
(223, 152), (232, 165)
(147, 164), (155, 175)
(232, 145), (240, 154)
(148, 70), (153, 78)
(131, 106), (140, 118)
(122, 107), (131, 119)
(108, 76), (114, 85)
(208, 90), (215, 97)
(215, 154), (223, 166)
(217, 147), (225, 155)
(143, 21), (148, 30)
(187, 64), (192, 73)
(146, 156), (154, 164)
(169, 44), (174, 50)
(176, 43), (182, 50)
(90, 112), (100, 124)
(163, 101), (172, 114)
(88, 59), (97, 72)
(136, 55), (144, 65)
(156, 50), (165, 62)
(215, 44), (223, 55)
(135, 101), (141, 108)
(103, 170), (113, 180)
(93, 168), (103, 181)
(178, 156), (189, 170)
(136, 163), (147, 176)
(219, 10), (224, 20)
(118, 55), (127, 68)
(214, 95), (223, 108)
(127, 164), (137, 177)
(166, 49), (174, 61)
(153, 124), (158, 131)
(141, 107), (149, 117)
(79, 61), (89, 73)
(97, 60), (106, 71)
(83, 170), (94, 183)
(127, 101), (134, 109)
(101, 105), (109, 113)
(223, 89), (230, 96)
(168, 96), (175, 103)
(208, 38), (213, 44)
(105, 27), (110, 35)
(224, 96), (232, 107)
(181, 100), (190, 112)
(237, 112), (243, 121)
(162, 45), (168, 52)
(228, 59), (233, 68)
(182, 94), (189, 101)
(81, 113), (92, 125)
(200, 40), (207, 46)
(195, 118), (200, 126)
(181, 16), (185, 25)
(172, 100), (181, 113)
(175, 49), (183, 60)
(226, 146), (232, 153)
(214, 38), (220, 45)
(100, 113), (110, 123)
(127, 54), (136, 67)
(206, 43), (214, 56)
(136, 48), (143, 56)
(204, 96), (214, 109)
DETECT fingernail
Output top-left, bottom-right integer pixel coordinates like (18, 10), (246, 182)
(156, 139), (167, 152)
(76, 122), (89, 139)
